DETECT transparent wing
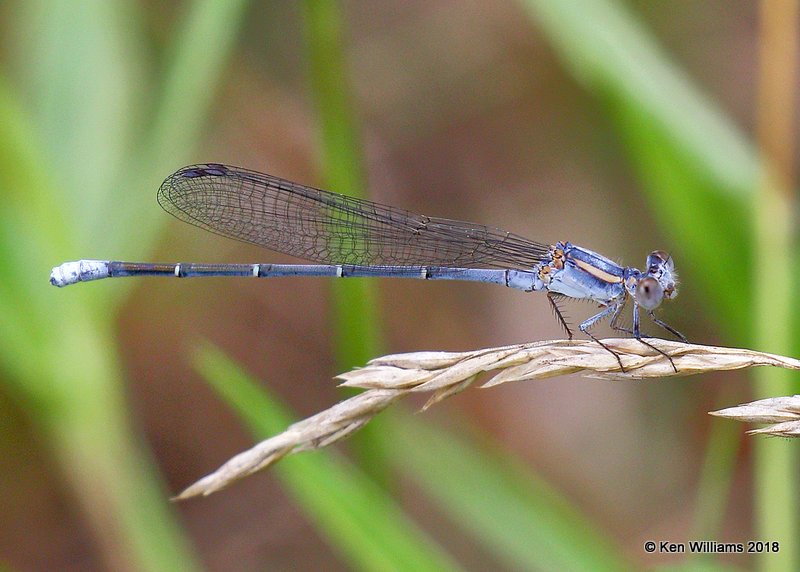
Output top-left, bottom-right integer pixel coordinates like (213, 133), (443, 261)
(157, 163), (550, 269)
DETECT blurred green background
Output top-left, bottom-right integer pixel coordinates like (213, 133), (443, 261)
(0, 0), (797, 570)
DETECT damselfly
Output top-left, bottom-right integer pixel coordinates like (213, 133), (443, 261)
(51, 163), (686, 371)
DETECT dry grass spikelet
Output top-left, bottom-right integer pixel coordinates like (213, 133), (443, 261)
(176, 338), (800, 500)
(711, 395), (800, 437)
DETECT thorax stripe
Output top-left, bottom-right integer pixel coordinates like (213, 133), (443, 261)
(573, 258), (623, 284)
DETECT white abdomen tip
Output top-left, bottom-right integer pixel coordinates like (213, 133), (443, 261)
(50, 260), (110, 287)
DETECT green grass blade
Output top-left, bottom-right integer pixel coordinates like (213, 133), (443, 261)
(522, 0), (757, 194)
(390, 418), (632, 572)
(15, 0), (143, 245)
(690, 418), (740, 540)
(520, 0), (758, 340)
(751, 3), (799, 569)
(301, 0), (382, 369)
(193, 342), (461, 572)
(519, 3), (760, 558)
(0, 77), (200, 572)
(614, 108), (749, 339)
(109, 0), (252, 256)
(2, 0), (260, 564)
(301, 0), (386, 481)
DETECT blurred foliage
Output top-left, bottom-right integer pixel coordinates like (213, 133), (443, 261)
(194, 342), (460, 571)
(302, 0), (388, 486)
(0, 0), (795, 570)
(1, 0), (251, 569)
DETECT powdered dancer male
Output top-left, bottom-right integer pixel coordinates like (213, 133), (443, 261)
(51, 163), (686, 371)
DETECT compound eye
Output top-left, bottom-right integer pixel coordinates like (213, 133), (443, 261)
(647, 250), (673, 272)
(637, 277), (664, 310)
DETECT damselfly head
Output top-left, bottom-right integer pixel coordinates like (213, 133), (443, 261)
(645, 250), (679, 301)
